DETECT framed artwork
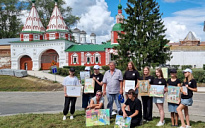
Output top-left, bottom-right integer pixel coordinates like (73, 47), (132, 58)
(124, 80), (135, 92)
(80, 71), (90, 84)
(84, 78), (95, 93)
(162, 67), (168, 79)
(66, 85), (81, 97)
(149, 85), (165, 97)
(86, 109), (110, 127)
(167, 86), (180, 104)
(138, 80), (150, 96)
(114, 115), (131, 128)
(182, 86), (188, 95)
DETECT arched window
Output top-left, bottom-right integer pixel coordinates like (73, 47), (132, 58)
(71, 53), (78, 64)
(85, 52), (91, 64)
(94, 52), (101, 64)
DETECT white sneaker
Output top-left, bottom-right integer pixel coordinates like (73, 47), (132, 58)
(156, 121), (164, 126)
(70, 115), (74, 120)
(63, 115), (66, 120)
(178, 126), (186, 128)
(186, 125), (192, 128)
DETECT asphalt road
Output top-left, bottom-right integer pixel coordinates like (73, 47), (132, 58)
(0, 91), (205, 122)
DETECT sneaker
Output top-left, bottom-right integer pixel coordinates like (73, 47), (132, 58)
(186, 125), (191, 128)
(156, 121), (164, 126)
(178, 126), (186, 128)
(63, 115), (66, 120)
(70, 115), (74, 120)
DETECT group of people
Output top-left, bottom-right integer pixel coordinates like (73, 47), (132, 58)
(62, 61), (197, 128)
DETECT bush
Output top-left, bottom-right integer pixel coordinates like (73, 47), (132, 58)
(181, 65), (192, 70)
(171, 65), (180, 70)
(203, 64), (205, 70)
(102, 66), (109, 71)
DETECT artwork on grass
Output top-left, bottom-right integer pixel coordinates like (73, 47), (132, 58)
(86, 109), (110, 127)
(124, 80), (135, 92)
(80, 71), (90, 84)
(138, 80), (150, 96)
(149, 85), (164, 97)
(167, 86), (180, 104)
(66, 85), (81, 97)
(84, 78), (94, 93)
(114, 115), (131, 128)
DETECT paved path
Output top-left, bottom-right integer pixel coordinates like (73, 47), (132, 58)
(0, 91), (205, 122)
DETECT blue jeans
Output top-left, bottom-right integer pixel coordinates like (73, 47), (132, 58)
(107, 93), (121, 116)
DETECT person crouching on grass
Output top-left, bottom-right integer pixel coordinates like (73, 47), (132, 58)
(119, 89), (142, 128)
(87, 90), (104, 109)
(62, 67), (80, 120)
(177, 68), (197, 128)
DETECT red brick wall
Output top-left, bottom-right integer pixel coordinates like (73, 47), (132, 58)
(68, 51), (106, 66)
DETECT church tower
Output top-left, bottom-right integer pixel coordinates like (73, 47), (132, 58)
(20, 0), (45, 41)
(111, 1), (124, 44)
(45, 0), (71, 40)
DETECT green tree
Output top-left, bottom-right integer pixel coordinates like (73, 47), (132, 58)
(26, 0), (79, 29)
(114, 0), (171, 70)
(0, 0), (24, 38)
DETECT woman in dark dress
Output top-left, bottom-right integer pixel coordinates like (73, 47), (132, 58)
(139, 66), (154, 122)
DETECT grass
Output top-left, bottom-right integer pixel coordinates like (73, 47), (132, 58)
(0, 75), (63, 91)
(0, 111), (205, 128)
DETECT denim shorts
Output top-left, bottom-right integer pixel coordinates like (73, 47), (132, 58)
(168, 103), (179, 113)
(181, 98), (193, 106)
(153, 97), (164, 103)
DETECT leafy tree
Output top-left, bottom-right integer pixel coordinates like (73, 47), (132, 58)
(26, 0), (79, 29)
(0, 0), (24, 38)
(114, 0), (171, 70)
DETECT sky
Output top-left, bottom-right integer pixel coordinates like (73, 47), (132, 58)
(21, 0), (205, 43)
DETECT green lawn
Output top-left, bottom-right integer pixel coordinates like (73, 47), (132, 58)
(0, 111), (204, 128)
(0, 75), (62, 91)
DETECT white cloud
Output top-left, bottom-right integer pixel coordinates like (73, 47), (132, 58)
(163, 7), (205, 42)
(64, 0), (115, 44)
(19, 0), (115, 44)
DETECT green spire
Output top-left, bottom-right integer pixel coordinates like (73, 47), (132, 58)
(32, 0), (35, 3)
(118, 0), (122, 10)
(118, 4), (122, 10)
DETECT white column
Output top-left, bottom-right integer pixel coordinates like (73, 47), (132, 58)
(32, 59), (41, 71)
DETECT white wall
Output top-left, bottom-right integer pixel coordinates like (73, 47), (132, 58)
(10, 40), (70, 70)
(169, 51), (205, 68)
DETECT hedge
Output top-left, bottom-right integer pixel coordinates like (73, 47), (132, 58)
(181, 65), (192, 70)
(51, 66), (205, 83)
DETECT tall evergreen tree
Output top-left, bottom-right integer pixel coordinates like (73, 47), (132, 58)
(0, 0), (24, 38)
(114, 0), (171, 70)
(26, 0), (79, 29)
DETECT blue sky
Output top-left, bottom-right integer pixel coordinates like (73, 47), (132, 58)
(106, 0), (203, 18)
(20, 0), (205, 43)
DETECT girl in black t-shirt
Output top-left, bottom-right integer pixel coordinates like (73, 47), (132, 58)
(123, 62), (140, 99)
(139, 66), (154, 121)
(167, 69), (181, 127)
(153, 68), (167, 126)
(177, 69), (197, 128)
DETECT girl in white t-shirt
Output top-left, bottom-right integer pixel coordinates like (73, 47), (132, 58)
(62, 67), (80, 120)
